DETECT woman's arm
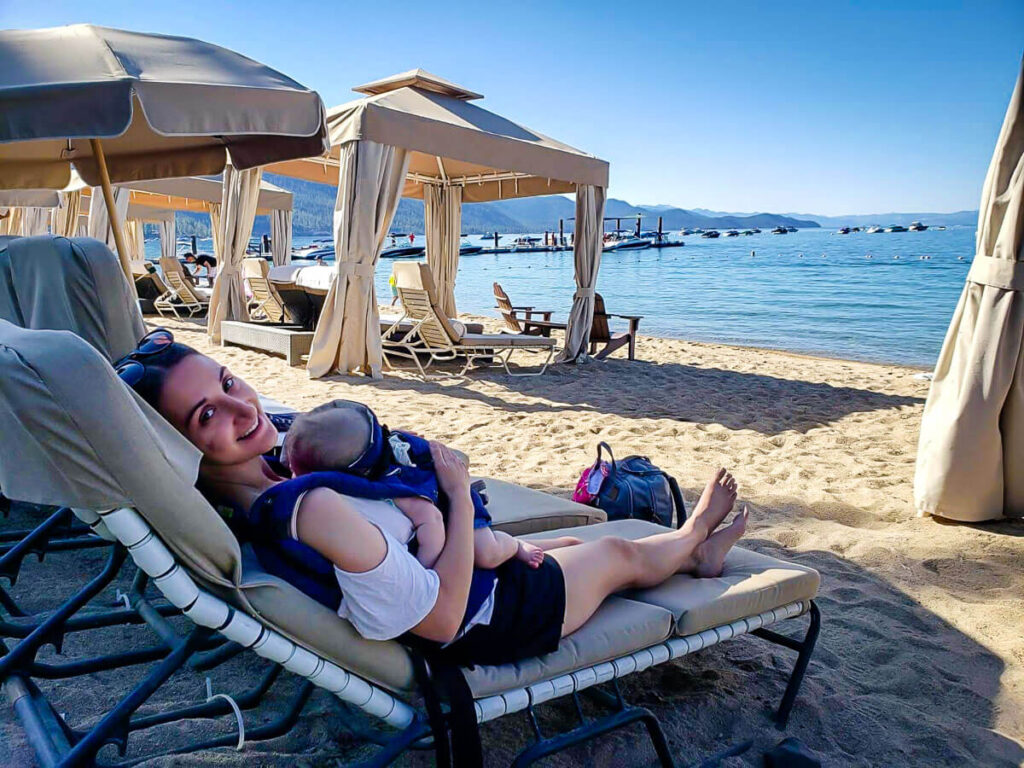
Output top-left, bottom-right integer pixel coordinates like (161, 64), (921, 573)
(409, 442), (475, 644)
(294, 487), (387, 573)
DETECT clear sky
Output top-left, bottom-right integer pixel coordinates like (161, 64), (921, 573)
(4, 1), (1022, 215)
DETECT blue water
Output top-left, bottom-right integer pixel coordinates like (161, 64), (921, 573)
(149, 227), (975, 368)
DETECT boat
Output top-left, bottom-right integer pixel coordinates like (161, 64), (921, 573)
(750, 228), (761, 234)
(837, 227), (850, 235)
(724, 230), (740, 237)
(866, 226), (884, 234)
(381, 245), (426, 258)
(908, 221), (928, 231)
(885, 225), (908, 233)
(851, 227), (861, 232)
(680, 228), (695, 236)
(741, 230), (755, 236)
(786, 226), (797, 233)
(459, 244), (483, 255)
(935, 225), (947, 231)
(701, 230), (720, 238)
(771, 226), (788, 235)
(479, 233), (501, 241)
(603, 234), (652, 251)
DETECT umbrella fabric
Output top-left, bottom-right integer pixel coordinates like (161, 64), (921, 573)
(0, 24), (327, 189)
(557, 185), (607, 362)
(424, 184), (461, 318)
(914, 57), (1024, 522)
(308, 140), (409, 378)
(271, 209), (293, 266)
(208, 165), (262, 342)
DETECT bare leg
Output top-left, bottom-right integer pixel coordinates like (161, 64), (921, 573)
(529, 536), (584, 551)
(694, 507), (748, 578)
(550, 469), (744, 636)
(394, 498), (446, 569)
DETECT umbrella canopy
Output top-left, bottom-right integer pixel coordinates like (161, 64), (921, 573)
(914, 56), (1024, 522)
(0, 24), (328, 189)
(267, 69), (608, 202)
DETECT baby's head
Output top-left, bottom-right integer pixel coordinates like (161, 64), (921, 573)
(283, 400), (381, 477)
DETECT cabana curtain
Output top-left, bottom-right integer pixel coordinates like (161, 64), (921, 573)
(271, 208), (293, 266)
(21, 207), (50, 237)
(308, 140), (409, 378)
(53, 191), (82, 237)
(914, 57), (1024, 522)
(424, 184), (462, 318)
(159, 217), (176, 263)
(208, 165), (262, 342)
(87, 187), (136, 298)
(557, 185), (607, 362)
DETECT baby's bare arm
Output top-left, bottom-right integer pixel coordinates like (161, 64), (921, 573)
(394, 497), (446, 569)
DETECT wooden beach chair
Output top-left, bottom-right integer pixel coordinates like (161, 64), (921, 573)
(385, 262), (556, 377)
(493, 282), (566, 336)
(0, 321), (822, 767)
(243, 257), (287, 323)
(157, 256), (210, 317)
(590, 292), (643, 360)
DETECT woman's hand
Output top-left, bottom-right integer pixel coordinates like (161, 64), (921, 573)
(430, 441), (470, 498)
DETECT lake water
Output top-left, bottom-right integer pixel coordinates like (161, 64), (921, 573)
(154, 227), (975, 368)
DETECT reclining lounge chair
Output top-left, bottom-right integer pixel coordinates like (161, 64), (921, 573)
(243, 257), (288, 323)
(0, 320), (821, 766)
(156, 256), (210, 318)
(386, 262), (556, 377)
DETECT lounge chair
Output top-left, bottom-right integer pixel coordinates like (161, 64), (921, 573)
(493, 282), (567, 337)
(385, 262), (556, 377)
(590, 292), (643, 360)
(0, 321), (821, 767)
(156, 256), (211, 318)
(243, 257), (287, 323)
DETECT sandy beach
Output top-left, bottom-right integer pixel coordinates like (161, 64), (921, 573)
(2, 314), (1022, 767)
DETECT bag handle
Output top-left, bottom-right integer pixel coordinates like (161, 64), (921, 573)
(595, 441), (618, 478)
(667, 475), (687, 528)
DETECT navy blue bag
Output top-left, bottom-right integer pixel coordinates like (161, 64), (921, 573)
(582, 442), (687, 528)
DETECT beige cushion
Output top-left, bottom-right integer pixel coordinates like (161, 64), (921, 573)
(526, 519), (820, 636)
(481, 477), (606, 535)
(459, 332), (556, 348)
(464, 596), (673, 697)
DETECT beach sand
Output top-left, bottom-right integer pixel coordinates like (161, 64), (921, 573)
(2, 314), (1022, 767)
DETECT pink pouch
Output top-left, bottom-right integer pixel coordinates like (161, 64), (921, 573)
(573, 461), (611, 505)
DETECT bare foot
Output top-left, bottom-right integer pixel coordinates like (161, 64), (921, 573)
(516, 540), (546, 569)
(694, 507), (748, 578)
(687, 468), (738, 536)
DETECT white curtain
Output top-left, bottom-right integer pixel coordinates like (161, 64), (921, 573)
(87, 186), (136, 296)
(124, 219), (145, 263)
(2, 206), (51, 237)
(914, 57), (1024, 522)
(271, 208), (293, 266)
(557, 185), (607, 362)
(53, 190), (82, 237)
(159, 216), (177, 263)
(308, 140), (409, 378)
(208, 166), (262, 342)
(424, 184), (462, 318)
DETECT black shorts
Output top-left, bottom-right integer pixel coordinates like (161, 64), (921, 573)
(444, 557), (566, 667)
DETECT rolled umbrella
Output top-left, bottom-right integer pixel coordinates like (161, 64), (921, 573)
(0, 24), (328, 282)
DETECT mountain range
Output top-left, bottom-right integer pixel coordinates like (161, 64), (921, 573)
(171, 174), (976, 237)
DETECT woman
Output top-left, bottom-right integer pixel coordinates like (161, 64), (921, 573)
(123, 335), (748, 665)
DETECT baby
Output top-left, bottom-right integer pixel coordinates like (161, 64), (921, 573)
(282, 401), (553, 570)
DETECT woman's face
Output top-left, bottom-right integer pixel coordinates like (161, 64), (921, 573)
(158, 353), (277, 465)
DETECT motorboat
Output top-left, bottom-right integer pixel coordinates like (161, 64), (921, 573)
(885, 225), (908, 233)
(680, 228), (695, 236)
(771, 226), (788, 235)
(750, 228), (761, 234)
(479, 233), (502, 241)
(741, 230), (756, 236)
(509, 236), (543, 251)
(701, 230), (720, 239)
(851, 227), (862, 232)
(908, 221), (928, 231)
(786, 226), (797, 233)
(837, 227), (850, 235)
(459, 244), (483, 255)
(603, 234), (652, 251)
(866, 226), (884, 234)
(724, 230), (740, 237)
(381, 244), (426, 258)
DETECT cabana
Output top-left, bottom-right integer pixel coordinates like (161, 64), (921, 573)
(268, 69), (609, 378)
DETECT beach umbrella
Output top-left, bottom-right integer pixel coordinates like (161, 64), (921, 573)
(914, 56), (1024, 522)
(0, 24), (328, 283)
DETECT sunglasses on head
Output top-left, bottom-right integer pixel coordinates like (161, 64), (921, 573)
(113, 328), (174, 388)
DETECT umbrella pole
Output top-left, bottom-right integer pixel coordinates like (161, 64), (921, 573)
(89, 139), (136, 288)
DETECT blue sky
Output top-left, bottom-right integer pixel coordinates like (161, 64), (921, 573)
(3, 1), (1022, 214)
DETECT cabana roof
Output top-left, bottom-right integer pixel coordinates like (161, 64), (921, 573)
(118, 176), (293, 215)
(268, 71), (608, 203)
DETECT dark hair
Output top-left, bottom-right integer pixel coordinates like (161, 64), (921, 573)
(130, 342), (200, 412)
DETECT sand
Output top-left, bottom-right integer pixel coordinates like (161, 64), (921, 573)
(2, 313), (1022, 767)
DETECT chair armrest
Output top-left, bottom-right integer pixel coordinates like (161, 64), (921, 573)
(522, 309), (554, 321)
(610, 314), (644, 321)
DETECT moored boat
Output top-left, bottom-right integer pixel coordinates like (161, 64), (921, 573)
(908, 221), (928, 231)
(771, 226), (787, 234)
(885, 224), (908, 233)
(701, 230), (721, 238)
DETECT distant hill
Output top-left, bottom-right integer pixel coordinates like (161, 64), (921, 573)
(692, 207), (978, 229)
